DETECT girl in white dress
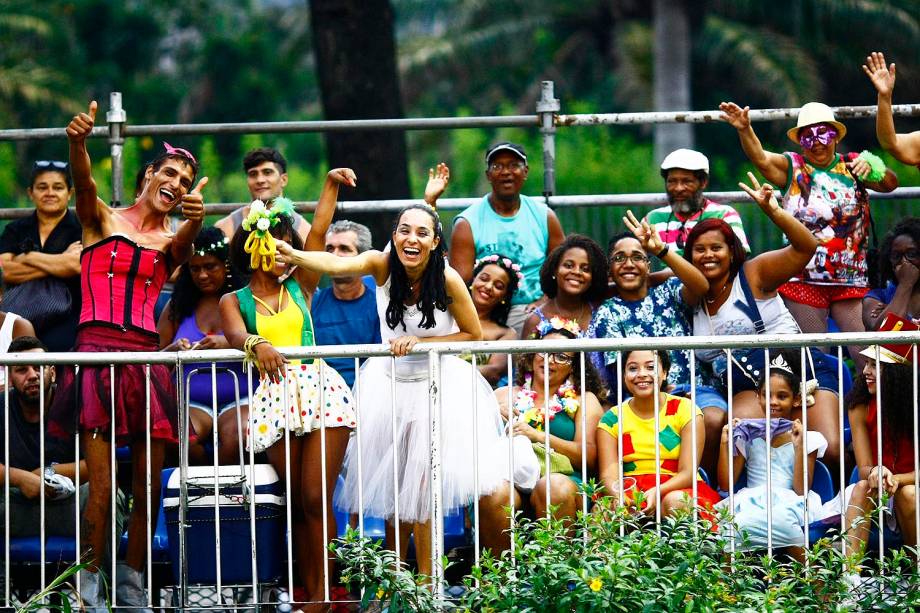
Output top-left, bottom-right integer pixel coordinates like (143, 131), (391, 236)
(276, 170), (509, 575)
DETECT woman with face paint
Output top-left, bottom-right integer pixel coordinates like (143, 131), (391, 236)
(719, 100), (898, 371)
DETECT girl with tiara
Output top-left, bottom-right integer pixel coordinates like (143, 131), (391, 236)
(275, 164), (511, 576)
(717, 352), (827, 559)
(220, 168), (357, 609)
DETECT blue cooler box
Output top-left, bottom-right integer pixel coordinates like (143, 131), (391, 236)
(164, 464), (285, 584)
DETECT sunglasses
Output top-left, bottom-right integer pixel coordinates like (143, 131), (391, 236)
(33, 160), (69, 171)
(543, 352), (575, 366)
(798, 125), (837, 149)
(163, 141), (198, 164)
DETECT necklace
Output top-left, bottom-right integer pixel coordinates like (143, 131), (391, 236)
(514, 374), (580, 431)
(705, 278), (731, 305)
(552, 298), (591, 324)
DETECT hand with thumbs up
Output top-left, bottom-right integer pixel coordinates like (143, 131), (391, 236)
(66, 101), (97, 143)
(180, 176), (208, 222)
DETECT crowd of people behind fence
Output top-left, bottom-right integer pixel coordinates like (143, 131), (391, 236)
(1, 51), (919, 609)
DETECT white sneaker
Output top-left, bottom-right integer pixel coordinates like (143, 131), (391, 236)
(114, 562), (153, 613)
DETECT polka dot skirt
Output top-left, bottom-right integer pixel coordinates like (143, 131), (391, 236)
(247, 360), (356, 453)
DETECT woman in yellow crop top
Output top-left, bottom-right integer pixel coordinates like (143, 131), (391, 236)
(220, 169), (356, 610)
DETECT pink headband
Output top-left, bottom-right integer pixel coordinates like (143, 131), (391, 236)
(163, 142), (197, 164)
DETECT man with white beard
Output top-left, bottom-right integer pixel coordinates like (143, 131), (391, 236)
(643, 149), (749, 257)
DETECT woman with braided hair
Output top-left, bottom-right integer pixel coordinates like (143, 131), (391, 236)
(275, 164), (511, 576)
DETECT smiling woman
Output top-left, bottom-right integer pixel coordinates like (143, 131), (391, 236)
(0, 160), (81, 351)
(520, 234), (607, 340)
(276, 176), (514, 578)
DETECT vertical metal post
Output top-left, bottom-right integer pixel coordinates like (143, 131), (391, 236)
(536, 81), (559, 198)
(177, 357), (189, 608)
(427, 351), (445, 605)
(107, 92), (126, 206)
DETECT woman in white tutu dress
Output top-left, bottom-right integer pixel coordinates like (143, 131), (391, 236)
(276, 169), (510, 574)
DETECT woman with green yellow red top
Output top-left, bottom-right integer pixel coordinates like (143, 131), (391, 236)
(596, 349), (721, 520)
(219, 168), (356, 610)
(494, 318), (605, 526)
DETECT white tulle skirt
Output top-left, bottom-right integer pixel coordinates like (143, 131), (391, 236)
(334, 354), (509, 523)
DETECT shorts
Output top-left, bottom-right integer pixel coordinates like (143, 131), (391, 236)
(670, 384), (729, 412)
(778, 281), (868, 309)
(723, 347), (840, 396)
(625, 473), (722, 517)
(187, 397), (249, 416)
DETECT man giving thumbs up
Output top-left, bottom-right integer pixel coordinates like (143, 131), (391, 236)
(51, 100), (207, 611)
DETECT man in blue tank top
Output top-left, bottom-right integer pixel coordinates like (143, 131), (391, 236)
(311, 220), (381, 386)
(450, 142), (565, 335)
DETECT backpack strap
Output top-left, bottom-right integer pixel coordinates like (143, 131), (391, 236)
(734, 266), (766, 335)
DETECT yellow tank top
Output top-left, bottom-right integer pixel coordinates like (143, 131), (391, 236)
(254, 286), (306, 365)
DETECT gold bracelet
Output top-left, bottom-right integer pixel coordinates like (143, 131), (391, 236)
(243, 334), (269, 367)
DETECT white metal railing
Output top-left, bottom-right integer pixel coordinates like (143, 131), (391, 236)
(3, 330), (919, 609)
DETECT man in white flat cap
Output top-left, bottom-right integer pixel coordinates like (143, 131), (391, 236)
(643, 148), (749, 257)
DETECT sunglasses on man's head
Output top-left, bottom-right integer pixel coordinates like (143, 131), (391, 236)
(33, 160), (69, 171)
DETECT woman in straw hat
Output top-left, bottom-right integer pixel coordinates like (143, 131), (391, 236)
(719, 100), (898, 371)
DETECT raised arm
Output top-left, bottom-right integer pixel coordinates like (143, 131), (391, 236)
(297, 168), (357, 291)
(863, 52), (920, 166)
(720, 102), (789, 186)
(623, 210), (708, 305)
(277, 241), (388, 283)
(423, 163), (450, 208)
(717, 418), (746, 492)
(448, 218), (476, 283)
(169, 177), (207, 267)
(66, 101), (108, 234)
(739, 173), (818, 294)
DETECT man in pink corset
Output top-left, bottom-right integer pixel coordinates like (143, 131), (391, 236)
(50, 101), (206, 611)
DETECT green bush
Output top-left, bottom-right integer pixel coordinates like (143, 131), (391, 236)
(333, 482), (919, 612)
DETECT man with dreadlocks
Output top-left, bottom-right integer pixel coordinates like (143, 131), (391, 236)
(50, 101), (207, 610)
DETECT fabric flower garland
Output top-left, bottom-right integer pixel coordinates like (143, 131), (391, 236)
(516, 374), (580, 431)
(242, 197), (295, 271)
(534, 316), (583, 339)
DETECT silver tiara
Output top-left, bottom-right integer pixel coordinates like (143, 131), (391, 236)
(770, 354), (794, 374)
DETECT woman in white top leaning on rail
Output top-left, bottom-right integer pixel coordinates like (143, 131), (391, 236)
(275, 167), (511, 577)
(684, 174), (844, 469)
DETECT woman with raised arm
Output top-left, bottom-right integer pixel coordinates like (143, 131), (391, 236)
(686, 173), (843, 468)
(720, 100), (897, 370)
(863, 51), (920, 167)
(275, 166), (510, 577)
(219, 168), (355, 610)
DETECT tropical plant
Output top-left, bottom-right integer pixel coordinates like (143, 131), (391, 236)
(333, 481), (920, 611)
